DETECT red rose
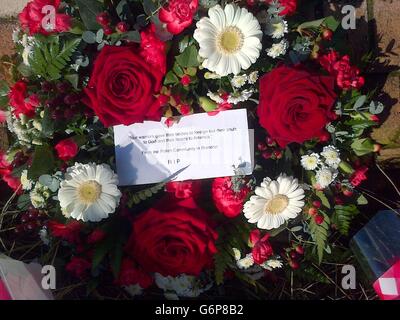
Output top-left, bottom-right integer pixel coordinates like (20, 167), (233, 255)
(257, 65), (337, 147)
(266, 0), (297, 16)
(319, 50), (364, 90)
(19, 0), (71, 35)
(159, 0), (198, 35)
(8, 81), (40, 118)
(115, 258), (153, 288)
(126, 197), (218, 277)
(54, 138), (79, 162)
(165, 180), (201, 199)
(66, 257), (91, 279)
(48, 220), (82, 243)
(140, 24), (167, 74)
(249, 230), (274, 265)
(212, 177), (250, 218)
(349, 166), (368, 187)
(83, 45), (165, 127)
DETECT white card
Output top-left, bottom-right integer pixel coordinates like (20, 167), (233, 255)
(114, 109), (253, 186)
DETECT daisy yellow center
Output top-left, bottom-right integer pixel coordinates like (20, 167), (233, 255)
(77, 180), (102, 205)
(217, 26), (244, 54)
(265, 194), (289, 215)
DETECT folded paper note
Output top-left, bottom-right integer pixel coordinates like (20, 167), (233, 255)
(114, 109), (253, 186)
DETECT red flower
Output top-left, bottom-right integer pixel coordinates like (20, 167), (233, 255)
(8, 81), (40, 118)
(66, 257), (91, 279)
(115, 258), (153, 288)
(139, 24), (167, 75)
(54, 138), (78, 162)
(212, 177), (250, 218)
(19, 0), (71, 35)
(180, 75), (191, 86)
(83, 45), (165, 127)
(159, 0), (198, 35)
(48, 220), (82, 244)
(349, 166), (368, 187)
(319, 50), (364, 90)
(257, 65), (337, 147)
(266, 0), (297, 16)
(126, 196), (218, 277)
(249, 230), (274, 265)
(165, 180), (201, 199)
(87, 229), (106, 245)
(0, 151), (22, 193)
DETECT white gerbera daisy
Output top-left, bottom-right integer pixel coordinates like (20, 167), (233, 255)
(194, 4), (263, 76)
(321, 145), (341, 169)
(301, 153), (321, 171)
(243, 174), (305, 230)
(315, 167), (338, 189)
(266, 39), (289, 58)
(58, 163), (122, 222)
(231, 75), (248, 88)
(265, 18), (288, 39)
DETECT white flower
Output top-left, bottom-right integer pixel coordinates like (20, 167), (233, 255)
(21, 170), (33, 191)
(301, 153), (321, 171)
(248, 71), (259, 84)
(265, 18), (288, 39)
(124, 284), (143, 297)
(39, 227), (50, 246)
(58, 163), (122, 222)
(266, 39), (288, 58)
(243, 174), (305, 230)
(194, 4), (263, 76)
(207, 91), (224, 104)
(321, 146), (341, 169)
(30, 183), (50, 209)
(231, 75), (248, 88)
(232, 247), (242, 261)
(155, 273), (210, 298)
(315, 167), (338, 189)
(237, 253), (255, 269)
(261, 258), (283, 270)
(227, 89), (254, 104)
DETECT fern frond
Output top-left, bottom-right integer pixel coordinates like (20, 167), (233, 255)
(309, 213), (330, 264)
(332, 205), (359, 236)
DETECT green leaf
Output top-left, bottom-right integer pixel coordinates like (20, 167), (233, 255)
(323, 16), (340, 32)
(143, 0), (157, 17)
(17, 194), (31, 210)
(0, 80), (9, 96)
(176, 45), (200, 68)
(82, 31), (97, 44)
(75, 0), (103, 30)
(198, 97), (217, 112)
(116, 0), (135, 22)
(309, 213), (330, 264)
(351, 138), (375, 156)
(65, 74), (79, 90)
(297, 18), (325, 31)
(353, 95), (367, 110)
(27, 145), (55, 180)
(92, 237), (115, 271)
(164, 70), (179, 85)
(122, 30), (141, 42)
(332, 205), (359, 236)
(110, 242), (123, 278)
(357, 194), (368, 205)
(369, 101), (384, 115)
(316, 190), (331, 209)
(41, 108), (55, 137)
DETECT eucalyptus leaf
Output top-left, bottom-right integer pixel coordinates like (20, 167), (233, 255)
(369, 101), (384, 115)
(353, 95), (367, 110)
(82, 31), (97, 44)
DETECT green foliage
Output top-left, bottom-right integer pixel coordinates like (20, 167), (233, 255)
(0, 80), (9, 108)
(29, 38), (81, 81)
(27, 145), (55, 180)
(351, 138), (375, 156)
(17, 194), (31, 210)
(309, 212), (330, 264)
(332, 205), (359, 236)
(176, 45), (200, 68)
(75, 0), (103, 30)
(127, 183), (165, 207)
(315, 190), (331, 209)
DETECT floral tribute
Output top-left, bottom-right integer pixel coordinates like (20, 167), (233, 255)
(0, 0), (385, 299)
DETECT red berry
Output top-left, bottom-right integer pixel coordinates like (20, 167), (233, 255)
(322, 28), (333, 41)
(116, 22), (129, 33)
(314, 215), (324, 225)
(262, 151), (272, 160)
(257, 142), (267, 151)
(20, 213), (30, 224)
(370, 114), (379, 122)
(14, 225), (25, 234)
(247, 0), (256, 6)
(295, 245), (304, 255)
(28, 209), (39, 220)
(41, 81), (53, 92)
(25, 221), (38, 231)
(103, 26), (114, 36)
(180, 75), (191, 86)
(96, 12), (110, 26)
(312, 200), (322, 208)
(56, 82), (70, 93)
(290, 251), (297, 259)
(273, 150), (283, 159)
(308, 207), (318, 216)
(266, 137), (276, 146)
(343, 188), (354, 197)
(289, 260), (300, 270)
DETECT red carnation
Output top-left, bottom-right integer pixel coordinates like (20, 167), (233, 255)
(0, 151), (22, 193)
(8, 81), (40, 118)
(349, 166), (368, 187)
(165, 180), (202, 199)
(66, 256), (91, 279)
(266, 0), (297, 16)
(54, 138), (79, 162)
(115, 258), (153, 289)
(249, 230), (274, 265)
(126, 196), (218, 277)
(159, 0), (198, 35)
(212, 177), (250, 218)
(19, 0), (71, 35)
(319, 50), (365, 90)
(48, 220), (82, 244)
(258, 65), (337, 147)
(83, 45), (165, 127)
(140, 23), (167, 75)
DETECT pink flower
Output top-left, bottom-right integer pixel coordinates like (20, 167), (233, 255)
(19, 0), (71, 35)
(249, 230), (274, 265)
(165, 180), (201, 199)
(159, 0), (198, 35)
(54, 138), (79, 162)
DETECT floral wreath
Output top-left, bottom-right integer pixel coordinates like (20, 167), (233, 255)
(0, 0), (384, 299)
